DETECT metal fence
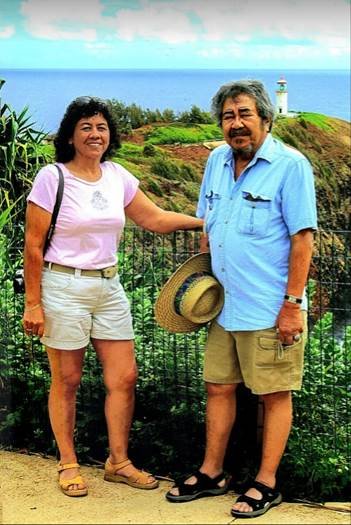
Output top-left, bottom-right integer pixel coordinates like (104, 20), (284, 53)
(0, 227), (350, 500)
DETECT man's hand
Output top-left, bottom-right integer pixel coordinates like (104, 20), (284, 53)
(276, 302), (303, 346)
(199, 233), (210, 253)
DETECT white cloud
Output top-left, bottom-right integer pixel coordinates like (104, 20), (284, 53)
(0, 25), (15, 38)
(197, 39), (349, 67)
(20, 0), (103, 40)
(18, 0), (350, 62)
(110, 0), (350, 47)
(188, 0), (350, 42)
(114, 4), (197, 43)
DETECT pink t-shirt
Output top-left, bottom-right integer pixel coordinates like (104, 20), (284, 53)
(27, 161), (139, 269)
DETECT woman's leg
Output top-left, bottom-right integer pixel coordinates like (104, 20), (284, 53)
(46, 346), (86, 490)
(93, 338), (156, 484)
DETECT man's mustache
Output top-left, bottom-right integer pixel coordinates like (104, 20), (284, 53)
(229, 129), (250, 138)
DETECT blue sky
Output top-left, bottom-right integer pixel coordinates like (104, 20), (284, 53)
(1, 0), (350, 69)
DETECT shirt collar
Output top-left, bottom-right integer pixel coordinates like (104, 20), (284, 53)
(223, 134), (276, 168)
(254, 134), (276, 163)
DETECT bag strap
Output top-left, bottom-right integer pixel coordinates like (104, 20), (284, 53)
(43, 164), (64, 255)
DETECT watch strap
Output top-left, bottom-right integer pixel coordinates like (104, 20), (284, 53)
(284, 294), (302, 304)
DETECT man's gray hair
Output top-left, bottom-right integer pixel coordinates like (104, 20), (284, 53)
(211, 79), (275, 130)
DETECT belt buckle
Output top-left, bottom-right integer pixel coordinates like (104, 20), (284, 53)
(101, 266), (117, 279)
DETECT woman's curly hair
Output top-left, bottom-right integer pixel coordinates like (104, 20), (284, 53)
(54, 96), (121, 162)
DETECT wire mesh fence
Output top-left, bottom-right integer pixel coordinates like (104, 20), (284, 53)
(0, 227), (350, 499)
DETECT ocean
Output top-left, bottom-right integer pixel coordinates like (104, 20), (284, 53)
(1, 68), (350, 134)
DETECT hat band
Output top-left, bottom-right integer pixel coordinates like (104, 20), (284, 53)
(174, 272), (208, 315)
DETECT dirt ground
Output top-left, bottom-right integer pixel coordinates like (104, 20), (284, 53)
(0, 450), (350, 525)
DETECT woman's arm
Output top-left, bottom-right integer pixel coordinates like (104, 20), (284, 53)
(125, 189), (203, 233)
(22, 202), (52, 337)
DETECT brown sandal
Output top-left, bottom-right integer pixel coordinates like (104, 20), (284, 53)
(57, 462), (88, 497)
(104, 458), (159, 489)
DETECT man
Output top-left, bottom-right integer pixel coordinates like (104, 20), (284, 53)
(166, 80), (317, 518)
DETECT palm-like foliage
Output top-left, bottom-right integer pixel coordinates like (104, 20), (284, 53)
(0, 79), (50, 216)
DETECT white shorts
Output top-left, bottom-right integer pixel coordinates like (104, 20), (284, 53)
(40, 268), (134, 350)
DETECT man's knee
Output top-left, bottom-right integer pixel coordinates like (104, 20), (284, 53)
(206, 382), (238, 398)
(260, 390), (292, 407)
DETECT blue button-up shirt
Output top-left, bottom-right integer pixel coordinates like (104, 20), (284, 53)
(196, 134), (318, 331)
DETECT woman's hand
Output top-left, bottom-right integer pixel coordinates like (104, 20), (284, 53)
(22, 304), (45, 337)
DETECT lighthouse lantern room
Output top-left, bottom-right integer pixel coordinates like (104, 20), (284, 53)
(275, 76), (288, 116)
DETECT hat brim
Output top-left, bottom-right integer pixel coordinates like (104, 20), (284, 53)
(154, 253), (222, 333)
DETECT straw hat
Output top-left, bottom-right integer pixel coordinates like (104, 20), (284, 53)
(154, 253), (224, 333)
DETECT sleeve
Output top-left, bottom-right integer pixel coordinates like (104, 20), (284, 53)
(112, 163), (140, 207)
(27, 164), (60, 214)
(281, 157), (318, 236)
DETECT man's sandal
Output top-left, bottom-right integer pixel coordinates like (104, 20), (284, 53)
(57, 462), (88, 497)
(231, 480), (282, 518)
(166, 470), (229, 502)
(104, 458), (159, 489)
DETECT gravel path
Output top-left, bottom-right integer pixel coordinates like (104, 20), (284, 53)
(1, 450), (350, 524)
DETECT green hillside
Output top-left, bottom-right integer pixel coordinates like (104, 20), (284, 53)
(115, 114), (350, 232)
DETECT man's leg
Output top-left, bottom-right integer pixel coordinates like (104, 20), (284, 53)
(168, 382), (237, 496)
(168, 321), (240, 499)
(232, 390), (292, 513)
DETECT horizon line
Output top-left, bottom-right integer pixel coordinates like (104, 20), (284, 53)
(1, 67), (350, 72)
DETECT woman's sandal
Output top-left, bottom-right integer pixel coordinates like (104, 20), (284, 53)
(166, 470), (229, 502)
(231, 480), (282, 518)
(57, 462), (88, 497)
(104, 458), (159, 489)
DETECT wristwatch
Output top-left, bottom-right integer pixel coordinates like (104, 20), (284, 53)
(284, 294), (302, 304)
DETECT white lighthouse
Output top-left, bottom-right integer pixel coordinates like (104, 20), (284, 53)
(275, 76), (288, 116)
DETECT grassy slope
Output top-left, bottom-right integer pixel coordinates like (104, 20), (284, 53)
(115, 114), (351, 231)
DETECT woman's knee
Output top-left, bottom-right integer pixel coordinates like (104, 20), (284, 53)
(51, 369), (82, 393)
(105, 365), (138, 393)
(47, 347), (85, 392)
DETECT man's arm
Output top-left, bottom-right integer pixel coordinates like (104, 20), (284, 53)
(276, 228), (314, 345)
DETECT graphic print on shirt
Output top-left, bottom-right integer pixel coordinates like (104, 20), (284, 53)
(91, 190), (109, 210)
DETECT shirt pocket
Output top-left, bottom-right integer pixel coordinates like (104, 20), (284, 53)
(237, 192), (272, 237)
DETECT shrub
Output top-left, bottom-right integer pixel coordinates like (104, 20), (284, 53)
(180, 164), (198, 182)
(143, 144), (156, 157)
(150, 158), (180, 180)
(280, 312), (350, 501)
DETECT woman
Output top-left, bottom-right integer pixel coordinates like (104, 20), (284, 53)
(22, 96), (203, 497)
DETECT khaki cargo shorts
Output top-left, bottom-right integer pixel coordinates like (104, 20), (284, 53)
(203, 312), (308, 395)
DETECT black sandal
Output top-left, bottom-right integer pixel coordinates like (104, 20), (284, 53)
(166, 470), (229, 503)
(231, 480), (282, 518)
